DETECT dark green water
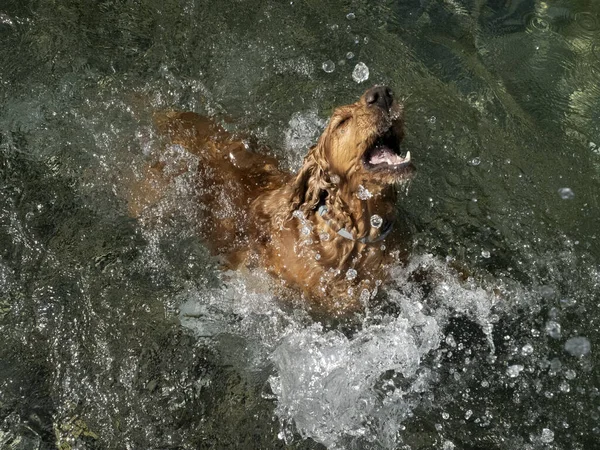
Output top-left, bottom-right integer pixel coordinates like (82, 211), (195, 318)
(1, 0), (599, 449)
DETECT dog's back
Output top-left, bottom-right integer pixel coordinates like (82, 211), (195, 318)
(133, 112), (286, 267)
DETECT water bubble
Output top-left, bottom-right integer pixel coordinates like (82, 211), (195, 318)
(545, 321), (561, 339)
(442, 441), (455, 450)
(529, 16), (550, 32)
(549, 358), (562, 373)
(539, 285), (556, 299)
(346, 268), (357, 280)
(442, 412), (450, 420)
(481, 250), (490, 259)
(564, 336), (591, 357)
(352, 62), (369, 83)
(521, 344), (534, 356)
(322, 60), (335, 73)
(357, 184), (373, 200)
(560, 297), (576, 308)
(558, 187), (575, 200)
(346, 52), (354, 59)
(564, 369), (576, 380)
(359, 289), (370, 304)
(507, 365), (524, 378)
(346, 12), (356, 20)
(540, 428), (554, 443)
(469, 157), (481, 166)
(370, 215), (383, 229)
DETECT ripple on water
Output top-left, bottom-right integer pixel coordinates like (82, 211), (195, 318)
(523, 13), (552, 33)
(574, 12), (599, 33)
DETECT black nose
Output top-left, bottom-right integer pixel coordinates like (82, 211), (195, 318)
(364, 85), (393, 111)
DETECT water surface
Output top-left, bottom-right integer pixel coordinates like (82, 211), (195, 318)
(1, 0), (599, 448)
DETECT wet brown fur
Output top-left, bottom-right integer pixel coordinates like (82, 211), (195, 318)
(129, 89), (415, 317)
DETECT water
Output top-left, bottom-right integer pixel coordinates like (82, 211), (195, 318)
(1, 0), (600, 449)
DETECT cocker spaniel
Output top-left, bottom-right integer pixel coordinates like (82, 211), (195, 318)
(131, 86), (415, 317)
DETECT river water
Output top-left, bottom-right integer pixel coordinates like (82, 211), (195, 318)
(1, 0), (599, 449)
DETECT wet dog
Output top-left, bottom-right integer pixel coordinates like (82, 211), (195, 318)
(130, 86), (415, 317)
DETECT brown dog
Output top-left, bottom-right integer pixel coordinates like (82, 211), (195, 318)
(130, 86), (415, 317)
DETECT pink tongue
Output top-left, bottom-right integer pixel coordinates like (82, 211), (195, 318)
(369, 146), (404, 165)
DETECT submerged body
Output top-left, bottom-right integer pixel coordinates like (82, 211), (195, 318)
(131, 87), (415, 316)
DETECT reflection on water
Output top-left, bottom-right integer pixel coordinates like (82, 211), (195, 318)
(1, 0), (599, 448)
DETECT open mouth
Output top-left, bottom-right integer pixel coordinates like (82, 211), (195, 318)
(362, 129), (412, 172)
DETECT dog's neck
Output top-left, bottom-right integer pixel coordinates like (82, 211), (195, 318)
(321, 181), (397, 243)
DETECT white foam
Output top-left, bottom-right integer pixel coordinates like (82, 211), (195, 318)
(178, 253), (505, 449)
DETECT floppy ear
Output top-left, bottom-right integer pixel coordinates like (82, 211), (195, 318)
(275, 144), (330, 226)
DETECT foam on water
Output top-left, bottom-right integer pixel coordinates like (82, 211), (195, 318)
(177, 253), (505, 448)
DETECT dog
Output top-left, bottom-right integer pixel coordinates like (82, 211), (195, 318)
(130, 86), (415, 317)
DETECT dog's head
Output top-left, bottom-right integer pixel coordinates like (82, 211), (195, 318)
(288, 86), (415, 215)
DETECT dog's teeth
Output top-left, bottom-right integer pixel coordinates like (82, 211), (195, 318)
(404, 151), (411, 162)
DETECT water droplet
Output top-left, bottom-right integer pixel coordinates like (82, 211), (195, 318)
(446, 334), (457, 347)
(359, 289), (370, 303)
(322, 60), (335, 73)
(346, 12), (356, 20)
(301, 225), (311, 236)
(521, 344), (534, 356)
(315, 253), (321, 261)
(560, 297), (576, 308)
(442, 412), (450, 420)
(545, 321), (561, 339)
(330, 174), (340, 184)
(559, 382), (570, 392)
(442, 441), (455, 450)
(346, 268), (357, 280)
(319, 231), (330, 242)
(465, 410), (473, 420)
(529, 16), (550, 32)
(346, 52), (354, 59)
(564, 336), (591, 357)
(564, 369), (576, 380)
(481, 250), (490, 259)
(469, 157), (481, 166)
(356, 184), (373, 200)
(507, 365), (524, 378)
(370, 214), (383, 229)
(540, 428), (554, 443)
(558, 187), (575, 200)
(292, 210), (305, 220)
(539, 285), (556, 299)
(428, 115), (436, 124)
(352, 62), (369, 83)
